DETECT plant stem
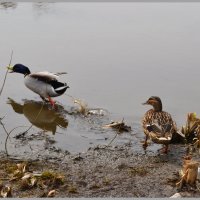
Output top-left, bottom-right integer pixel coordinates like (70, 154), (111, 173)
(0, 50), (13, 97)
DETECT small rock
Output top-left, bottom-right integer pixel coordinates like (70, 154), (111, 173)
(170, 193), (182, 198)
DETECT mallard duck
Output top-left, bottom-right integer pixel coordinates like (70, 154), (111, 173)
(7, 64), (69, 107)
(142, 96), (177, 153)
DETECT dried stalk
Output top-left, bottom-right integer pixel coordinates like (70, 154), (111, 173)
(0, 50), (13, 97)
(67, 94), (88, 115)
(176, 156), (199, 188)
(0, 118), (28, 156)
(5, 126), (28, 156)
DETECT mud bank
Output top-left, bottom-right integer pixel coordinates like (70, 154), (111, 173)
(0, 143), (199, 198)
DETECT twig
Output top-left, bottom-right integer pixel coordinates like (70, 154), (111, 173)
(105, 118), (124, 148)
(0, 178), (10, 181)
(0, 117), (9, 136)
(0, 117), (28, 156)
(98, 118), (125, 170)
(0, 50), (13, 97)
(5, 125), (28, 156)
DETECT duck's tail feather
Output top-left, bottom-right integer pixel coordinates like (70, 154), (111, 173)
(50, 81), (69, 95)
(55, 86), (69, 95)
(54, 72), (67, 76)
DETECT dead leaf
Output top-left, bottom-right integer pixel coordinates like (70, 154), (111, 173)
(103, 120), (131, 132)
(17, 163), (27, 173)
(30, 177), (37, 187)
(47, 189), (56, 197)
(0, 185), (12, 198)
(21, 172), (32, 180)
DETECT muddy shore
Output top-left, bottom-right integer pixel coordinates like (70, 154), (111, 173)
(0, 143), (199, 198)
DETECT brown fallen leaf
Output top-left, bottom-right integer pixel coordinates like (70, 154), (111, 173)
(47, 189), (57, 197)
(30, 177), (37, 187)
(17, 163), (27, 173)
(0, 185), (12, 198)
(103, 120), (131, 132)
(21, 172), (32, 180)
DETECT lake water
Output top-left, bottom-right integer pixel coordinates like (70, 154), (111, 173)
(0, 2), (200, 156)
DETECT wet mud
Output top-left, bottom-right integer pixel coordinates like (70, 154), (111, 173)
(0, 142), (200, 197)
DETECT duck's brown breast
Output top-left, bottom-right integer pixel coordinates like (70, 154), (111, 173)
(142, 109), (176, 133)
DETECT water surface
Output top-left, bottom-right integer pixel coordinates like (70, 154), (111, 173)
(0, 2), (200, 156)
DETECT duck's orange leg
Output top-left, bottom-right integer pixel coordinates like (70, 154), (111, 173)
(142, 134), (148, 150)
(48, 96), (56, 108)
(159, 144), (169, 154)
(163, 144), (169, 154)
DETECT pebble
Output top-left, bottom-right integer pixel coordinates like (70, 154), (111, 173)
(170, 193), (182, 198)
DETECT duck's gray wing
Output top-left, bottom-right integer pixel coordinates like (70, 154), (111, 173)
(29, 71), (60, 83)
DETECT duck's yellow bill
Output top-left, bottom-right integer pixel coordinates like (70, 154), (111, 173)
(7, 65), (13, 71)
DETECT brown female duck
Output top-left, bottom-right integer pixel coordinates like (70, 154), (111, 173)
(142, 96), (177, 153)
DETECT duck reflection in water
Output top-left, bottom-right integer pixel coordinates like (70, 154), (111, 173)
(7, 98), (68, 135)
